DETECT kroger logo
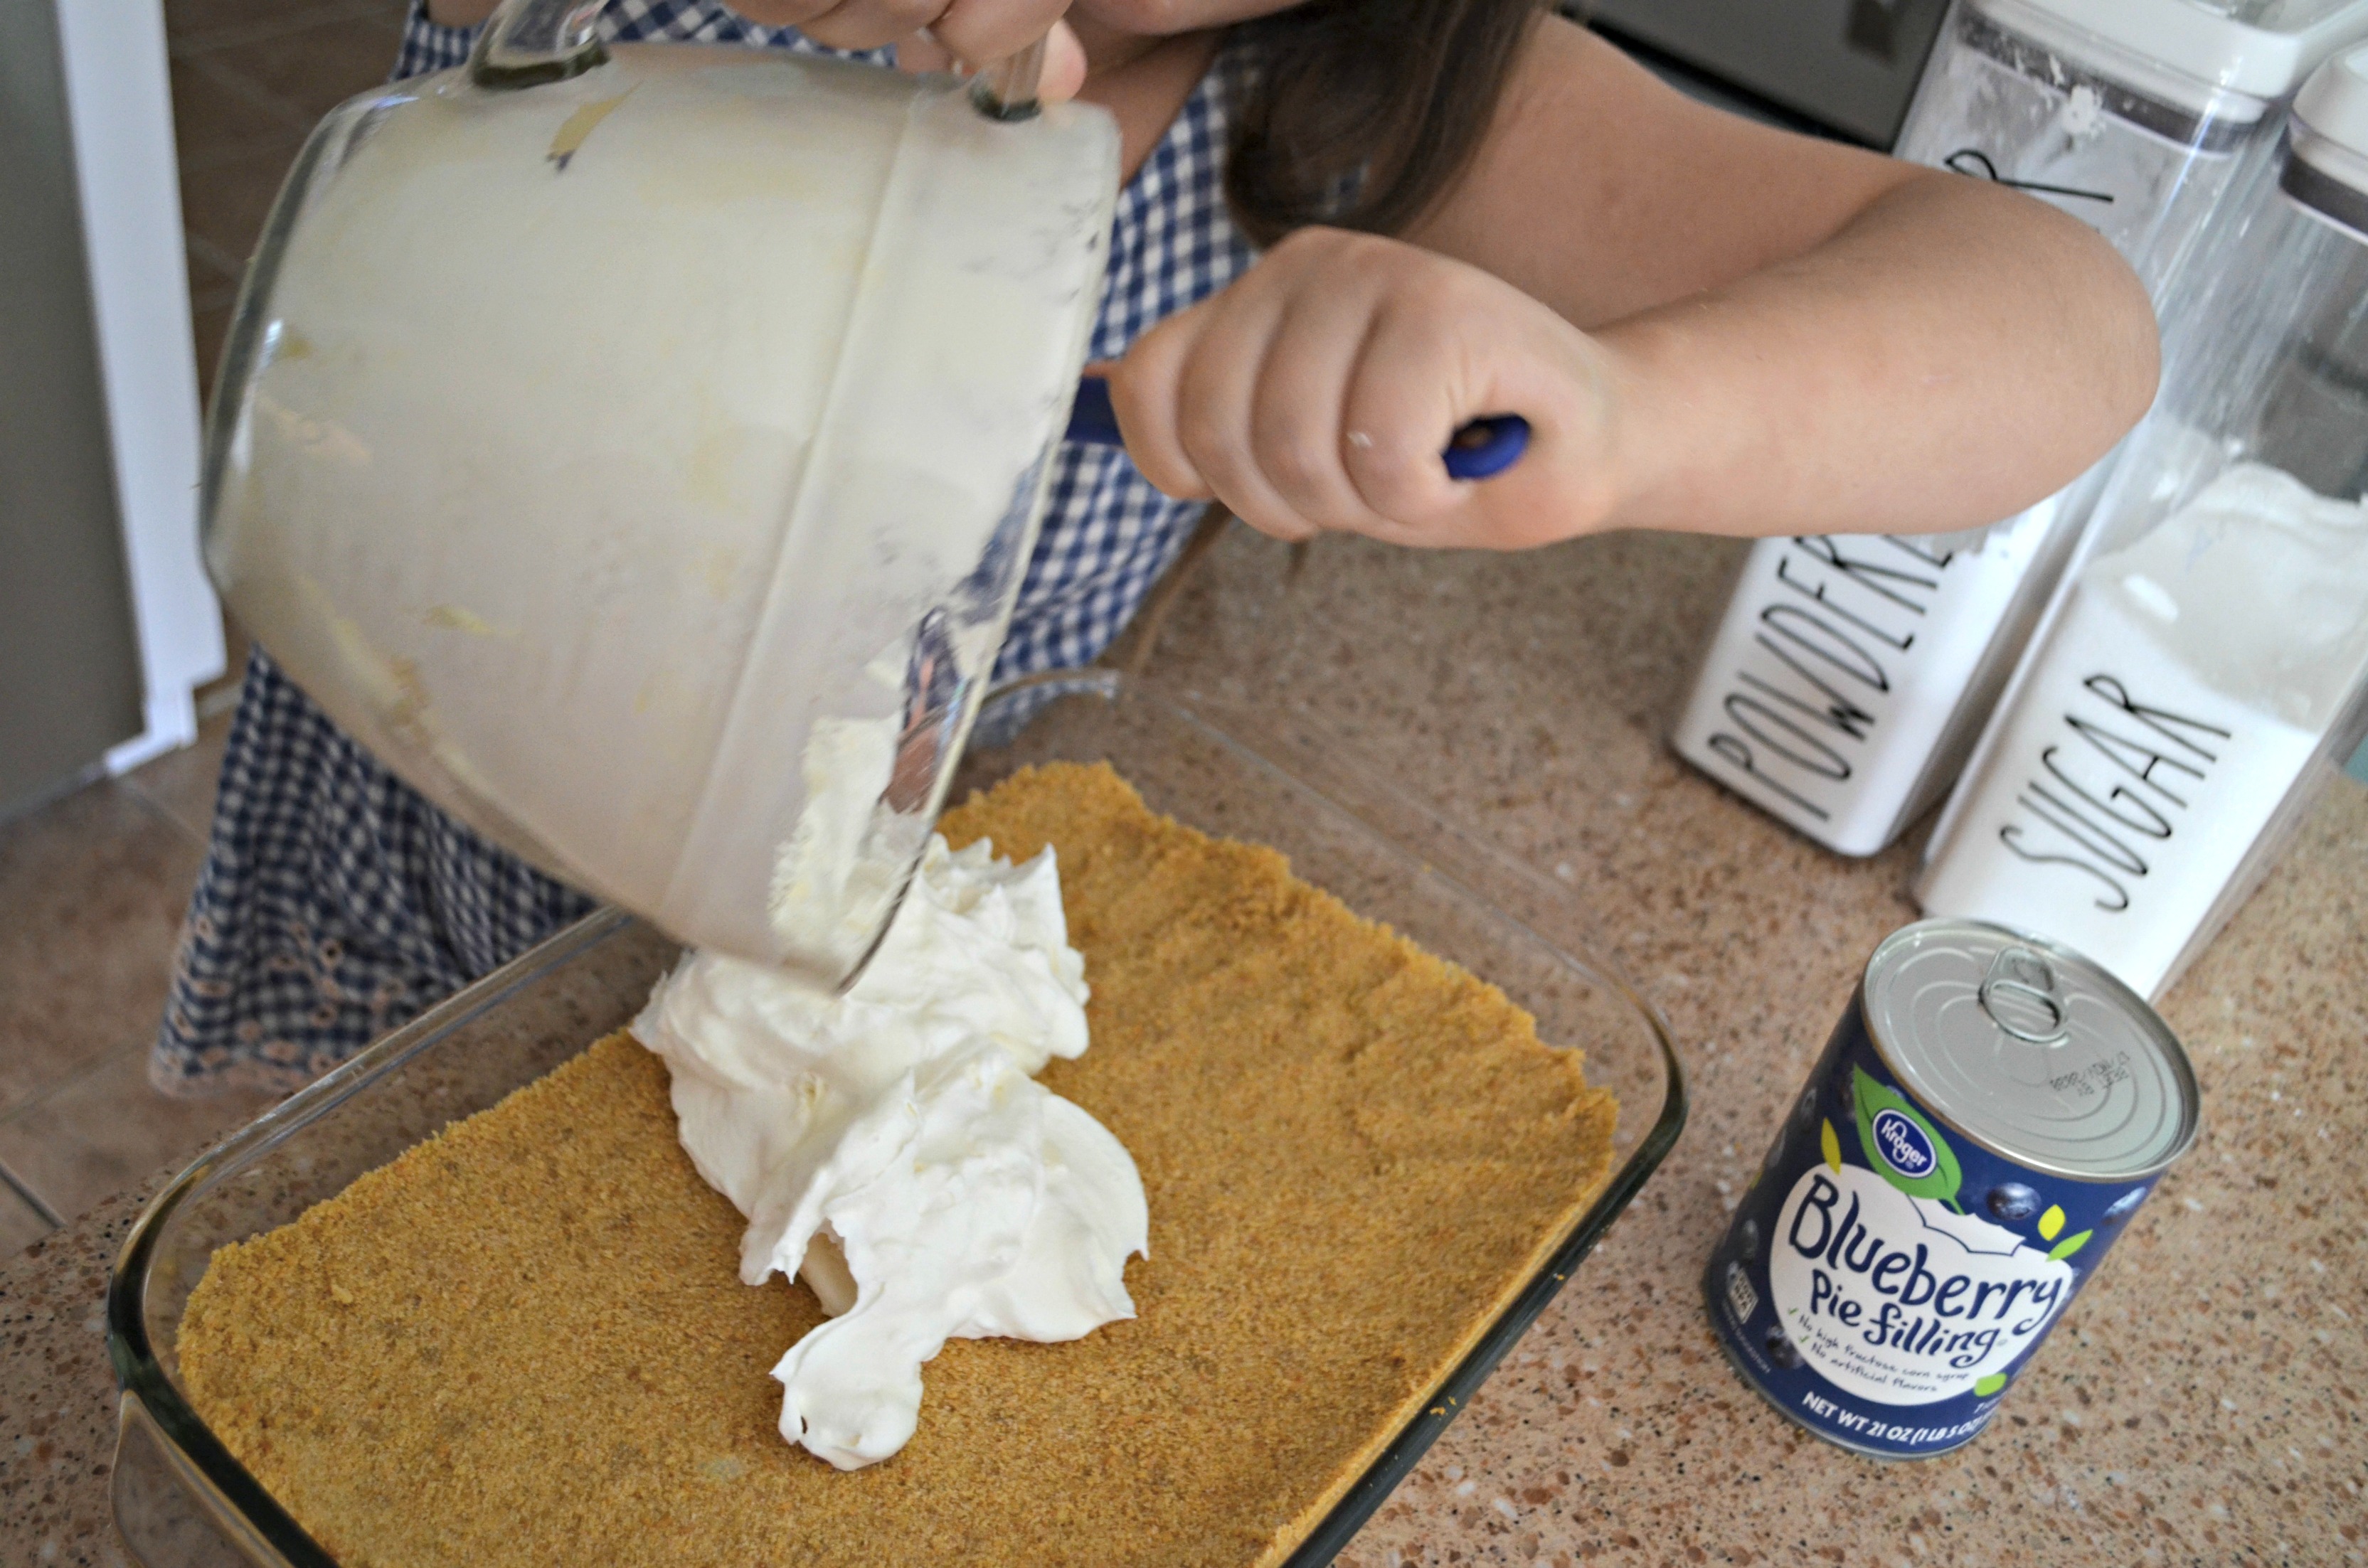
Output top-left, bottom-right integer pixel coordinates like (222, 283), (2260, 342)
(1871, 1108), (1936, 1179)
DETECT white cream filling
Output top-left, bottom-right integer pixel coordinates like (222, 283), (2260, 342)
(632, 833), (1148, 1469)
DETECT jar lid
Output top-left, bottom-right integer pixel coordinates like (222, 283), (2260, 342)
(2296, 42), (2368, 165)
(1973, 0), (2368, 114)
(1862, 920), (2201, 1182)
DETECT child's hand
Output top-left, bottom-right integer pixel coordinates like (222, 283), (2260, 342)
(1103, 228), (1623, 550)
(730, 0), (1087, 98)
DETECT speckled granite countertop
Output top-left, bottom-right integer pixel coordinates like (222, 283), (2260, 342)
(6, 527), (2362, 1567)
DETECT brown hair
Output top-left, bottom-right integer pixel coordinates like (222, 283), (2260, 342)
(1225, 0), (1545, 247)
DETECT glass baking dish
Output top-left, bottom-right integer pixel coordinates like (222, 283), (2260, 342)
(107, 671), (1686, 1568)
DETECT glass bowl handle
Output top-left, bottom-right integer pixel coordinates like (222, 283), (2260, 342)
(972, 35), (1049, 119)
(472, 0), (610, 88)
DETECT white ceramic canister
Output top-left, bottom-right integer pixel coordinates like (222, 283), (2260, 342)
(1668, 0), (2368, 857)
(1915, 46), (2368, 997)
(202, 6), (1119, 986)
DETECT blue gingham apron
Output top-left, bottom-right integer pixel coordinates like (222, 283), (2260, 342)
(152, 1), (1255, 1097)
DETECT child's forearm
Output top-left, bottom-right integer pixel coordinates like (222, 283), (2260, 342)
(1588, 171), (2159, 540)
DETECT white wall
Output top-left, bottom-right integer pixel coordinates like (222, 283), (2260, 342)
(54, 0), (224, 772)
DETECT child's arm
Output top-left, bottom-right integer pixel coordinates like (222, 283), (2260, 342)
(1110, 16), (2160, 549)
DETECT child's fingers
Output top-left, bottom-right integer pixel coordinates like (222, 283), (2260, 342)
(1038, 21), (1085, 100)
(893, 30), (956, 73)
(1117, 233), (1606, 548)
(1105, 304), (1215, 503)
(1171, 289), (1322, 542)
(930, 0), (1073, 79)
(1246, 261), (1398, 538)
(794, 0), (945, 51)
(1337, 287), (1499, 534)
(893, 21), (1082, 98)
(715, 0), (845, 25)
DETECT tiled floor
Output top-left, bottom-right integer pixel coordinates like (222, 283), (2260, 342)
(0, 0), (406, 1258)
(0, 713), (270, 1256)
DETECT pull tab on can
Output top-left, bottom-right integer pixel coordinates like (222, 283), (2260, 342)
(1980, 945), (2068, 1044)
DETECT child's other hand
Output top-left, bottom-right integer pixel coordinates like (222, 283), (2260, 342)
(1103, 228), (1620, 550)
(730, 0), (1087, 99)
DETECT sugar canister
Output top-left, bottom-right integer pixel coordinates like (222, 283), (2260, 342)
(1915, 46), (2368, 996)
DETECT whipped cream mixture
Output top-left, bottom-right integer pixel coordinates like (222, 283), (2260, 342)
(632, 833), (1147, 1469)
(763, 713), (910, 978)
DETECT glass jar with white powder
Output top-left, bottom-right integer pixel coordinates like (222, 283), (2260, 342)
(1669, 0), (2368, 857)
(1915, 45), (2368, 997)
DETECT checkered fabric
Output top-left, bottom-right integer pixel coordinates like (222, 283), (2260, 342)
(154, 3), (1257, 1097)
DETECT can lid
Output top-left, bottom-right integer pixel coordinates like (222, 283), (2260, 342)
(1971, 0), (2368, 114)
(1862, 920), (2200, 1181)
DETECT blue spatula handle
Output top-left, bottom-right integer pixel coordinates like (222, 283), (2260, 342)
(1065, 377), (1528, 481)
